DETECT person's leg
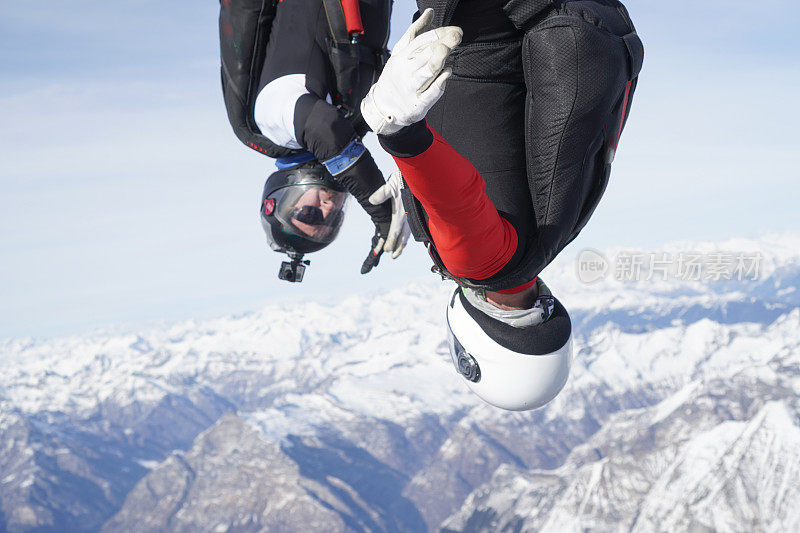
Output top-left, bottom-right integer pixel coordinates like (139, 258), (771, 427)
(381, 122), (519, 281)
(416, 2), (538, 295)
(401, 1), (641, 294)
(485, 284), (538, 310)
(411, 55), (538, 297)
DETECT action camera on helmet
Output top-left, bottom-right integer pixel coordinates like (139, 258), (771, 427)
(260, 162), (348, 283)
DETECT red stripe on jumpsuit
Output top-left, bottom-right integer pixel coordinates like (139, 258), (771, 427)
(392, 127), (518, 280)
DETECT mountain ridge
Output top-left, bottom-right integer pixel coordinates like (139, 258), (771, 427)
(1, 235), (799, 532)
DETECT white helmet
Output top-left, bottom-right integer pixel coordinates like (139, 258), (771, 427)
(445, 281), (573, 411)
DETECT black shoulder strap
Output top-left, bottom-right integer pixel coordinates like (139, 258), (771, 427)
(321, 0), (350, 44)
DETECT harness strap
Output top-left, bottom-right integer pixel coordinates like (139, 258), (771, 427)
(502, 0), (555, 29)
(321, 0), (352, 44)
(321, 0), (387, 117)
(328, 40), (383, 65)
(322, 0), (356, 44)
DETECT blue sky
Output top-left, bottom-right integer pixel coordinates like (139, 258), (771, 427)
(1, 0), (798, 338)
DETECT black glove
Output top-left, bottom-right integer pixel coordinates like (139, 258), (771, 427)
(335, 153), (395, 275)
(361, 222), (391, 274)
(299, 99), (393, 273)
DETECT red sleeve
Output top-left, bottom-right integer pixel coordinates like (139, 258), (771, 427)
(393, 127), (517, 280)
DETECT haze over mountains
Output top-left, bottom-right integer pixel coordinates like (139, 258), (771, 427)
(1, 235), (799, 532)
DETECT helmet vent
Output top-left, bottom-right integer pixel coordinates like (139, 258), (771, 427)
(456, 352), (481, 383)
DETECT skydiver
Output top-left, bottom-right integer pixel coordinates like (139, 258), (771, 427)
(221, 0), (408, 280)
(361, 2), (643, 410)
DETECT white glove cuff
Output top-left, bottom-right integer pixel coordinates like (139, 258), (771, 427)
(361, 86), (404, 136)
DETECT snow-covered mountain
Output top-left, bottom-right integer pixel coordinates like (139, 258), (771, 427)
(1, 234), (799, 533)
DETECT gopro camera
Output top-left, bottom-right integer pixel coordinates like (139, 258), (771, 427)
(278, 261), (305, 283)
(278, 254), (310, 283)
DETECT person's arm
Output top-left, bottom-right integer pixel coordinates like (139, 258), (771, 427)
(293, 95), (390, 224)
(379, 121), (517, 280)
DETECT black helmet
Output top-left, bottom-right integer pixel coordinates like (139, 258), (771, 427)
(260, 163), (349, 255)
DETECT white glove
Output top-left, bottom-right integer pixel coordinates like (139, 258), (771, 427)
(369, 171), (411, 259)
(361, 9), (462, 135)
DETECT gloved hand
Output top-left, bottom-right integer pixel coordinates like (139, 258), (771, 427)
(359, 172), (411, 274)
(360, 9), (462, 135)
(368, 171), (411, 259)
(361, 222), (391, 274)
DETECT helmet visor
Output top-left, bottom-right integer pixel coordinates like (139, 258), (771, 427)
(269, 184), (348, 244)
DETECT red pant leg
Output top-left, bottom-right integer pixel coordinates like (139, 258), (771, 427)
(393, 127), (518, 280)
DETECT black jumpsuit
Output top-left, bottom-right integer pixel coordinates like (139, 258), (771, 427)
(380, 0), (643, 291)
(255, 0), (394, 227)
